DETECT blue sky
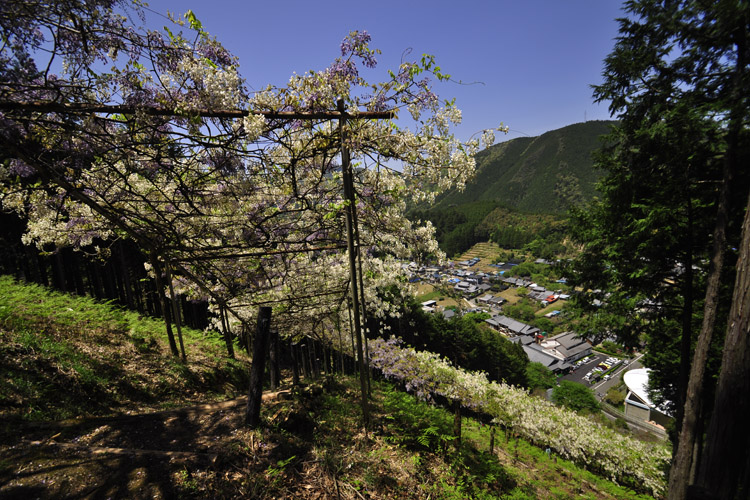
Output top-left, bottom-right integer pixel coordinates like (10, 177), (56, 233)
(144, 0), (625, 142)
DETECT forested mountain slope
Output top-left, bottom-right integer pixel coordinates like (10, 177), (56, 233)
(431, 120), (615, 214)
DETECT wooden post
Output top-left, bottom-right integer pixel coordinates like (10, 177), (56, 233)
(352, 202), (371, 395)
(323, 343), (331, 377)
(219, 304), (235, 359)
(338, 99), (369, 428)
(300, 339), (311, 379)
(165, 261), (187, 361)
(336, 318), (345, 374)
(246, 306), (272, 428)
(290, 338), (300, 386)
(149, 252), (180, 357)
(490, 425), (496, 454)
(453, 400), (462, 447)
(308, 340), (318, 379)
(269, 328), (280, 390)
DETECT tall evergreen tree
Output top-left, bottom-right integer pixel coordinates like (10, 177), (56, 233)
(566, 2), (749, 498)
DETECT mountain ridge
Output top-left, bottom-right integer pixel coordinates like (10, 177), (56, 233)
(434, 120), (616, 214)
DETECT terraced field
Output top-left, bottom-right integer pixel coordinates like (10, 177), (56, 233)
(455, 242), (504, 273)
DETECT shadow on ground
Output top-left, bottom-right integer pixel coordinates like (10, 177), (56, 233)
(0, 398), (253, 499)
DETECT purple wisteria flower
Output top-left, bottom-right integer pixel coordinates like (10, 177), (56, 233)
(9, 159), (35, 177)
(328, 59), (358, 81)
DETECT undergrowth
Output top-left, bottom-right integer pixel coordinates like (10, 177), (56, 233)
(195, 377), (656, 499)
(0, 276), (657, 499)
(0, 275), (248, 420)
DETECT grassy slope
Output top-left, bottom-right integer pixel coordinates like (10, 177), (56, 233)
(0, 276), (656, 499)
(0, 275), (249, 420)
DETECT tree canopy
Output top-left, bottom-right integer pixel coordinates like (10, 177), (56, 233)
(566, 1), (750, 498)
(550, 380), (599, 414)
(0, 0), (503, 353)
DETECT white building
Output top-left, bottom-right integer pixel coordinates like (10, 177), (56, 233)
(623, 368), (672, 428)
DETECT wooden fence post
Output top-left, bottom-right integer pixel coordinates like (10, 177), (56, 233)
(269, 328), (280, 390)
(246, 306), (272, 428)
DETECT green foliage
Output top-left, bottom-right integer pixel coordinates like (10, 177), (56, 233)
(507, 261), (542, 277)
(532, 317), (554, 334)
(412, 199), (573, 259)
(567, 0), (750, 449)
(523, 237), (566, 260)
(500, 489), (537, 500)
(605, 387), (626, 407)
(613, 418), (629, 432)
(419, 313), (529, 386)
(601, 340), (625, 355)
(551, 381), (600, 414)
(483, 207), (572, 258)
(383, 388), (455, 452)
(388, 297), (529, 387)
(525, 362), (556, 391)
(415, 289), (442, 302)
(409, 201), (502, 257)
(266, 455), (297, 487)
(493, 225), (534, 249)
(0, 276), (248, 420)
(317, 376), (660, 499)
(503, 299), (537, 323)
(462, 311), (491, 323)
(383, 387), (519, 498)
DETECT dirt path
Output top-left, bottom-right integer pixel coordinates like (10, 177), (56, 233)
(0, 392), (290, 499)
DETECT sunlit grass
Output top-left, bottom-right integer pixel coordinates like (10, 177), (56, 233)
(269, 376), (657, 499)
(0, 275), (248, 420)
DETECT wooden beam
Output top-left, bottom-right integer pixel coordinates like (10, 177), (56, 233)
(0, 100), (395, 120)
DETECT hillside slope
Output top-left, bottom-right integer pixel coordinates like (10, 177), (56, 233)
(0, 277), (659, 499)
(0, 275), (249, 420)
(432, 120), (615, 214)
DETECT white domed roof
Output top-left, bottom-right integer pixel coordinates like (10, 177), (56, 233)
(624, 368), (654, 408)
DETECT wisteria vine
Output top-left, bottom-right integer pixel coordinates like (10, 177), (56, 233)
(369, 337), (670, 496)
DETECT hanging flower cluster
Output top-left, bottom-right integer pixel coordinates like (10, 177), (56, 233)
(0, 3), (504, 355)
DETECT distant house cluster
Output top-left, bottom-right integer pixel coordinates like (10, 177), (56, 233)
(421, 300), (459, 320)
(483, 312), (590, 373)
(502, 277), (532, 288)
(404, 260), (506, 301)
(477, 293), (506, 308)
(457, 257), (481, 267)
(485, 314), (540, 337)
(407, 257), (588, 374)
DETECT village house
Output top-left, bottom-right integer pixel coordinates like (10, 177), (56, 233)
(421, 300), (437, 313)
(538, 331), (592, 364)
(502, 276), (533, 288)
(454, 281), (479, 296)
(485, 314), (540, 337)
(511, 336), (572, 373)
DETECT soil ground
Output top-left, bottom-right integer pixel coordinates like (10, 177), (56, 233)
(0, 394), (282, 499)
